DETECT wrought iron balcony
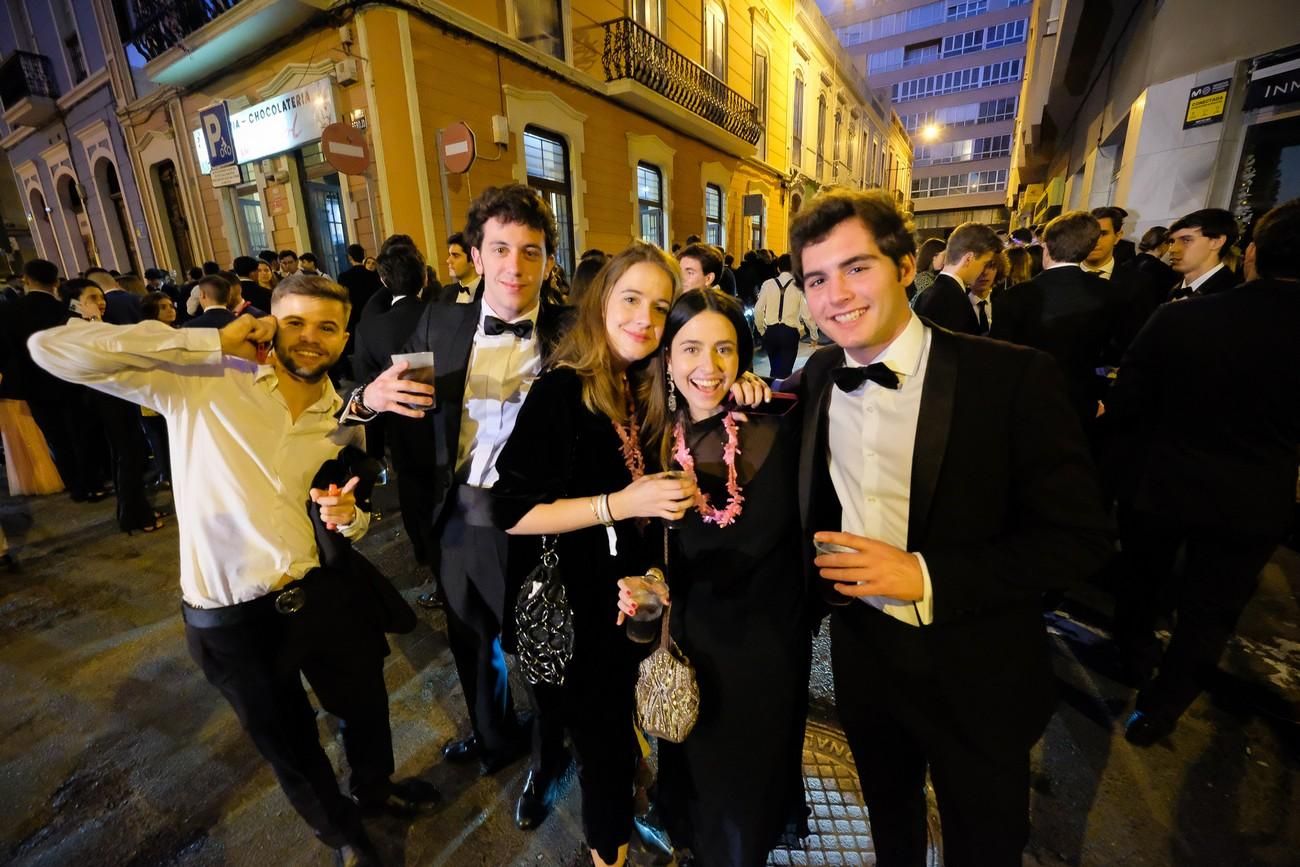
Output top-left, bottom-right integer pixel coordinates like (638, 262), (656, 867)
(123, 0), (242, 64)
(601, 18), (761, 146)
(0, 51), (60, 128)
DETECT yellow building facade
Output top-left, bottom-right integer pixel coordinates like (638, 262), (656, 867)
(110, 0), (911, 278)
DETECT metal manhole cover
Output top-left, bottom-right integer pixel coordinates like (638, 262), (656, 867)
(769, 720), (942, 866)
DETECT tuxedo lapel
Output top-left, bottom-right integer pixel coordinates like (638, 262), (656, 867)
(908, 328), (957, 550)
(798, 350), (843, 534)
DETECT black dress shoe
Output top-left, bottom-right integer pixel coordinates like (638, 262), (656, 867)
(442, 735), (481, 763)
(416, 591), (443, 610)
(1124, 710), (1175, 747)
(334, 834), (383, 867)
(355, 777), (442, 817)
(514, 767), (557, 830)
(633, 809), (676, 865)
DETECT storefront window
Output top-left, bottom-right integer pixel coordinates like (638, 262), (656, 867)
(1231, 114), (1300, 234)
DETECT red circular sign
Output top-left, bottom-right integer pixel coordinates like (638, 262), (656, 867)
(321, 122), (371, 175)
(441, 122), (477, 174)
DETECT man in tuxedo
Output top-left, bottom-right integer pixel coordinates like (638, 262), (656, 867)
(351, 243), (436, 572)
(0, 259), (103, 501)
(994, 210), (1123, 430)
(1167, 208), (1239, 299)
(182, 275), (238, 329)
(911, 221), (1000, 334)
(1109, 199), (1300, 745)
(677, 242), (722, 291)
(1082, 206), (1125, 280)
(234, 256), (272, 312)
(787, 189), (1112, 867)
(352, 185), (570, 830)
(87, 268), (143, 325)
(437, 232), (483, 304)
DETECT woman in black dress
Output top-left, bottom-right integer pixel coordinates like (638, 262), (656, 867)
(60, 279), (162, 534)
(492, 242), (695, 867)
(621, 289), (811, 866)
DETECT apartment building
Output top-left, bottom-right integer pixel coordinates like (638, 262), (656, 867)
(822, 0), (1029, 235)
(44, 0), (911, 280)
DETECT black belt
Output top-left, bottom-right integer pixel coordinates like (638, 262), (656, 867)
(455, 484), (497, 528)
(182, 573), (317, 629)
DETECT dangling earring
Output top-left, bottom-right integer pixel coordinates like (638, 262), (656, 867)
(667, 375), (677, 412)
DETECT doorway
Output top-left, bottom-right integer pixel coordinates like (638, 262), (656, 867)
(152, 159), (195, 274)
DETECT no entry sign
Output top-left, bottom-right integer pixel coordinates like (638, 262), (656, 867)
(321, 122), (371, 174)
(440, 122), (477, 174)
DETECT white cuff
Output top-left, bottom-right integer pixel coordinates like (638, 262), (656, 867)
(912, 552), (935, 626)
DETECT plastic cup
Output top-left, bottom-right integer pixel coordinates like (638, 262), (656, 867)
(391, 351), (435, 409)
(814, 538), (858, 607)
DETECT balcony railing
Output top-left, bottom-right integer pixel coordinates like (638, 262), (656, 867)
(601, 18), (761, 145)
(0, 51), (59, 111)
(123, 0), (242, 63)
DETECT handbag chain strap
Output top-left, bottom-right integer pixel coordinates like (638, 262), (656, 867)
(658, 524), (672, 649)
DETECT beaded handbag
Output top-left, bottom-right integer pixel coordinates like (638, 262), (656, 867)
(634, 528), (699, 742)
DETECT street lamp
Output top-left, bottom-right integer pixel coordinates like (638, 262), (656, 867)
(920, 123), (941, 142)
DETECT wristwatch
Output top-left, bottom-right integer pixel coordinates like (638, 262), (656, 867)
(347, 385), (377, 421)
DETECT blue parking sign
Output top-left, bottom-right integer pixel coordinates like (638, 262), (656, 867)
(199, 103), (236, 168)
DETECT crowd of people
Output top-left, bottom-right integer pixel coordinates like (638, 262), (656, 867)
(0, 182), (1297, 867)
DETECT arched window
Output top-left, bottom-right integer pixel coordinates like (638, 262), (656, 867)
(815, 94), (828, 180)
(524, 126), (576, 275)
(791, 73), (805, 170)
(703, 1), (727, 80)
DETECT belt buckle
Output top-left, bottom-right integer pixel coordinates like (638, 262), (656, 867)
(274, 587), (305, 615)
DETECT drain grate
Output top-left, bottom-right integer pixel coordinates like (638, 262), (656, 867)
(769, 720), (941, 866)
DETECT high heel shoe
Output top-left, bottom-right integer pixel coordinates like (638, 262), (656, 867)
(126, 517), (166, 536)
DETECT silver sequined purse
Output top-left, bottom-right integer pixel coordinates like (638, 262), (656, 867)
(634, 528), (699, 742)
(514, 536), (575, 686)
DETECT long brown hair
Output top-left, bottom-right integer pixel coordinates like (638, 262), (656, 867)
(550, 242), (682, 450)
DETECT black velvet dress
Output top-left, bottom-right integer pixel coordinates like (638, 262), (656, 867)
(658, 410), (812, 867)
(492, 367), (656, 863)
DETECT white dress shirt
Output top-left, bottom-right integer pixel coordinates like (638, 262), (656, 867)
(28, 320), (369, 609)
(1082, 258), (1115, 279)
(968, 291), (992, 331)
(455, 276), (482, 304)
(827, 312), (935, 626)
(754, 272), (818, 339)
(456, 298), (542, 487)
(1179, 262), (1225, 295)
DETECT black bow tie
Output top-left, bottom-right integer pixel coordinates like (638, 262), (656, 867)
(832, 362), (900, 392)
(483, 315), (534, 339)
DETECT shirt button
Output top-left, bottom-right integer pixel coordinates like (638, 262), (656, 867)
(867, 496), (877, 503)
(866, 406), (875, 413)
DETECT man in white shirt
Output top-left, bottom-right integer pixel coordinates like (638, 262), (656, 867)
(1082, 206), (1125, 279)
(28, 275), (438, 865)
(786, 189), (1112, 867)
(1167, 208), (1241, 298)
(354, 185), (572, 831)
(754, 253), (817, 377)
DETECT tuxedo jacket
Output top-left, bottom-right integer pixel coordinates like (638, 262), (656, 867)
(994, 266), (1124, 422)
(912, 273), (979, 335)
(1168, 263), (1239, 300)
(352, 294), (428, 384)
(182, 307), (237, 330)
(794, 327), (1112, 738)
(435, 281), (484, 305)
(0, 291), (74, 401)
(240, 280), (272, 314)
(1111, 253), (1176, 357)
(1106, 278), (1300, 538)
(390, 297), (571, 535)
(103, 290), (142, 325)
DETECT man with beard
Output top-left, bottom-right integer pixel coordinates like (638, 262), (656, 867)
(28, 274), (438, 867)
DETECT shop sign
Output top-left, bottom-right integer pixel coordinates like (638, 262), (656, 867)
(192, 129), (211, 175)
(1183, 79), (1231, 129)
(199, 102), (236, 167)
(266, 183), (290, 217)
(229, 78), (337, 164)
(1244, 44), (1300, 111)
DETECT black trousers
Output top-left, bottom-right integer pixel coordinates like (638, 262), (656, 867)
(28, 394), (99, 499)
(762, 323), (800, 379)
(184, 572), (393, 847)
(1116, 508), (1278, 722)
(530, 659), (640, 863)
(95, 393), (154, 531)
(831, 610), (1031, 867)
(438, 486), (521, 755)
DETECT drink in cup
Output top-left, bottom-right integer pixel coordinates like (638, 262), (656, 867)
(814, 538), (858, 606)
(626, 588), (665, 643)
(390, 351), (435, 409)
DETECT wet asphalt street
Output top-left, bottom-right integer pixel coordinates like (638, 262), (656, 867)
(2, 338), (1298, 867)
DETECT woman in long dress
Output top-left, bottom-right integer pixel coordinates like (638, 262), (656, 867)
(621, 288), (812, 867)
(0, 395), (64, 495)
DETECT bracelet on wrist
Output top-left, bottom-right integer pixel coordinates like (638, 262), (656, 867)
(644, 567), (665, 583)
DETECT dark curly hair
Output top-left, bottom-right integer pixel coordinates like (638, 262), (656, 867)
(464, 184), (559, 258)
